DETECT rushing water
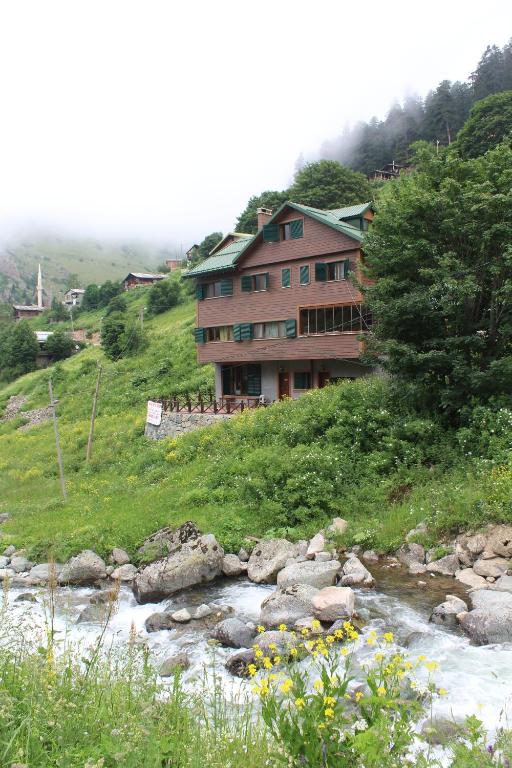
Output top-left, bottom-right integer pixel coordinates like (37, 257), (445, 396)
(4, 564), (512, 735)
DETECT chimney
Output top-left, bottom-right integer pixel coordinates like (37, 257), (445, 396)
(257, 207), (273, 231)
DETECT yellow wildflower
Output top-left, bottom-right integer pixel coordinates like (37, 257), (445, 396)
(341, 647), (349, 657)
(313, 679), (324, 692)
(383, 632), (394, 643)
(254, 649), (263, 659)
(263, 657), (273, 670)
(355, 692), (364, 702)
(248, 664), (257, 677)
(257, 625), (265, 633)
(374, 652), (384, 662)
(273, 656), (281, 665)
(278, 623), (287, 632)
(324, 708), (334, 718)
(280, 678), (293, 694)
(417, 655), (426, 662)
(438, 688), (448, 697)
(311, 619), (321, 629)
(290, 647), (298, 656)
(326, 635), (335, 644)
(425, 661), (440, 672)
(268, 643), (277, 652)
(295, 697), (305, 709)
(301, 627), (310, 636)
(324, 696), (336, 706)
(334, 629), (344, 639)
(343, 621), (354, 632)
(377, 686), (386, 697)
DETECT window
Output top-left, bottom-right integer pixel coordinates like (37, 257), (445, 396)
(281, 268), (291, 288)
(299, 265), (310, 285)
(299, 305), (372, 335)
(294, 372), (311, 390)
(315, 260), (350, 282)
(281, 219), (304, 240)
(253, 321), (287, 339)
(222, 364), (261, 396)
(206, 325), (234, 342)
(204, 279), (234, 298)
(241, 273), (269, 292)
(327, 261), (345, 281)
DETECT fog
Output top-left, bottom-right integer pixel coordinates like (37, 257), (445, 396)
(0, 0), (510, 246)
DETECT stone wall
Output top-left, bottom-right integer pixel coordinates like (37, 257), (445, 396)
(145, 411), (232, 440)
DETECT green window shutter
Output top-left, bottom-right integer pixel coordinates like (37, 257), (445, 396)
(233, 324), (242, 342)
(290, 219), (304, 239)
(285, 318), (297, 338)
(264, 272), (270, 289)
(194, 327), (206, 344)
(281, 268), (291, 288)
(220, 278), (233, 296)
(315, 262), (327, 282)
(262, 223), (279, 242)
(196, 283), (205, 300)
(241, 275), (253, 292)
(240, 322), (253, 341)
(246, 364), (261, 396)
(299, 265), (310, 285)
(343, 258), (351, 278)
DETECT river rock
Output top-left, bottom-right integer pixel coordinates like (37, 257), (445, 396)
(238, 548), (249, 562)
(110, 563), (137, 582)
(58, 550), (107, 586)
(430, 596), (468, 628)
(145, 612), (175, 632)
(192, 604), (212, 619)
(225, 650), (254, 677)
(397, 543), (425, 567)
(405, 522), (427, 542)
(247, 539), (298, 584)
(473, 557), (510, 579)
(362, 550), (379, 562)
(210, 617), (256, 648)
(277, 560), (341, 589)
(339, 556), (375, 587)
(171, 608), (192, 623)
(3, 545), (15, 557)
(426, 554), (459, 577)
(138, 521), (201, 562)
(422, 717), (464, 746)
(253, 630), (299, 655)
(89, 589), (118, 604)
(408, 562), (427, 575)
(455, 568), (488, 589)
(14, 592), (37, 603)
(312, 586), (355, 622)
(28, 563), (63, 583)
(0, 556), (8, 568)
(306, 533), (325, 559)
(328, 518), (348, 536)
(77, 603), (110, 624)
(491, 574), (512, 592)
(222, 554), (245, 577)
(159, 653), (190, 676)
(459, 590), (512, 644)
(260, 584), (319, 627)
(295, 617), (325, 634)
(111, 548), (130, 566)
(133, 533), (224, 603)
(0, 568), (14, 581)
(315, 552), (332, 562)
(487, 525), (512, 558)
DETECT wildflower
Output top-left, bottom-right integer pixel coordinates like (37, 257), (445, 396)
(324, 708), (334, 718)
(301, 627), (310, 636)
(374, 652), (384, 662)
(425, 661), (440, 672)
(257, 625), (265, 633)
(438, 688), (448, 697)
(377, 686), (386, 697)
(273, 656), (281, 665)
(278, 623), (287, 632)
(355, 692), (364, 702)
(295, 698), (305, 709)
(248, 664), (257, 677)
(263, 657), (273, 670)
(268, 643), (277, 652)
(326, 635), (335, 644)
(290, 648), (298, 656)
(324, 696), (336, 706)
(311, 619), (321, 629)
(329, 675), (339, 685)
(343, 621), (354, 632)
(417, 655), (426, 662)
(341, 647), (349, 656)
(313, 679), (324, 692)
(366, 631), (377, 647)
(280, 679), (293, 694)
(383, 632), (394, 643)
(254, 649), (263, 659)
(334, 629), (344, 639)
(354, 718), (368, 731)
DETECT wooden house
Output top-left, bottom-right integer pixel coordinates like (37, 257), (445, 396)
(123, 272), (166, 290)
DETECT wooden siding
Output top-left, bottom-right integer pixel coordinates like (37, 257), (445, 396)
(197, 334), (362, 364)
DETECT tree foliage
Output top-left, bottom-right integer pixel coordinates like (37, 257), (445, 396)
(44, 329), (75, 361)
(147, 274), (181, 316)
(101, 310), (145, 361)
(196, 232), (223, 264)
(0, 321), (39, 381)
(49, 297), (68, 322)
(288, 160), (372, 209)
(235, 190), (289, 234)
(363, 141), (512, 421)
(456, 91), (512, 159)
(81, 281), (123, 312)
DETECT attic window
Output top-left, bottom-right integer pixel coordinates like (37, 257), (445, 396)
(281, 219), (304, 241)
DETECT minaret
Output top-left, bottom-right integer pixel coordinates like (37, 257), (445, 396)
(37, 264), (43, 308)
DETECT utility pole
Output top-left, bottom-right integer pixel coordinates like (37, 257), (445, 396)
(49, 378), (67, 499)
(139, 306), (145, 331)
(86, 364), (102, 462)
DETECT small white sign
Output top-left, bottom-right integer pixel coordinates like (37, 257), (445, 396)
(147, 400), (163, 426)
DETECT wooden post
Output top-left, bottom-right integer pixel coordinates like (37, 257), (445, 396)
(48, 378), (67, 499)
(86, 364), (102, 462)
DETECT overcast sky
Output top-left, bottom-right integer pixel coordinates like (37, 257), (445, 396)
(0, 0), (510, 248)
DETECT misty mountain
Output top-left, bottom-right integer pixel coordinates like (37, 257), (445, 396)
(0, 231), (180, 305)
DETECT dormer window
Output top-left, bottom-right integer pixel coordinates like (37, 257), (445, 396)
(281, 219), (303, 241)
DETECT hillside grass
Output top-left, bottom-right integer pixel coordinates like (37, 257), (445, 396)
(0, 288), (511, 561)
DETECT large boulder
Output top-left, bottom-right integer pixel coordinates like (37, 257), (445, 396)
(210, 617), (256, 648)
(459, 591), (512, 644)
(430, 595), (468, 628)
(455, 533), (486, 567)
(111, 548), (130, 566)
(397, 543), (425, 568)
(159, 653), (190, 676)
(312, 586), (355, 622)
(58, 551), (107, 585)
(9, 556), (33, 573)
(28, 563), (64, 584)
(473, 557), (510, 579)
(137, 521), (201, 563)
(306, 533), (326, 559)
(0, 568), (14, 581)
(225, 650), (255, 677)
(260, 584), (319, 627)
(222, 554), (246, 577)
(276, 560), (341, 589)
(247, 539), (298, 584)
(133, 533), (224, 603)
(491, 574), (512, 592)
(328, 517), (348, 536)
(145, 612), (175, 632)
(455, 568), (487, 590)
(426, 554), (459, 577)
(339, 556), (375, 587)
(110, 564), (137, 582)
(0, 556), (9, 568)
(486, 525), (512, 558)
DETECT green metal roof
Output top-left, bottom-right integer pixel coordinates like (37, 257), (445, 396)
(328, 202), (373, 220)
(285, 202), (365, 243)
(185, 235), (254, 277)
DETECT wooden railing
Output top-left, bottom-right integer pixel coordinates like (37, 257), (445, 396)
(155, 392), (267, 415)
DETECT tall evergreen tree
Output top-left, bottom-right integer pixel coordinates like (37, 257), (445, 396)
(471, 44), (505, 100)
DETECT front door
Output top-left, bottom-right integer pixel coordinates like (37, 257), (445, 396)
(318, 371), (330, 389)
(278, 371), (290, 399)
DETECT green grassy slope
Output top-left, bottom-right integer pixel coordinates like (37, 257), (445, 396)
(0, 288), (510, 562)
(0, 230), (178, 304)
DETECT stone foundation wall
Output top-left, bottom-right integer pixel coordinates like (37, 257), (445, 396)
(145, 411), (232, 440)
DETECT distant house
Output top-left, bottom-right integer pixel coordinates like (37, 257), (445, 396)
(123, 272), (166, 291)
(63, 288), (85, 307)
(12, 304), (45, 321)
(186, 244), (200, 262)
(185, 201), (374, 404)
(165, 258), (185, 272)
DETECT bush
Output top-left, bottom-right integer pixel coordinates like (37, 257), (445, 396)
(147, 275), (181, 316)
(45, 329), (75, 360)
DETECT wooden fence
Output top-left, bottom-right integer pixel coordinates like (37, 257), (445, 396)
(155, 392), (266, 415)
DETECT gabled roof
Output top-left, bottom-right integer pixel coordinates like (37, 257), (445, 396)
(328, 202), (374, 220)
(209, 232), (252, 256)
(185, 200), (369, 278)
(186, 235), (254, 277)
(124, 272), (166, 280)
(13, 304), (44, 312)
(65, 288), (85, 294)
